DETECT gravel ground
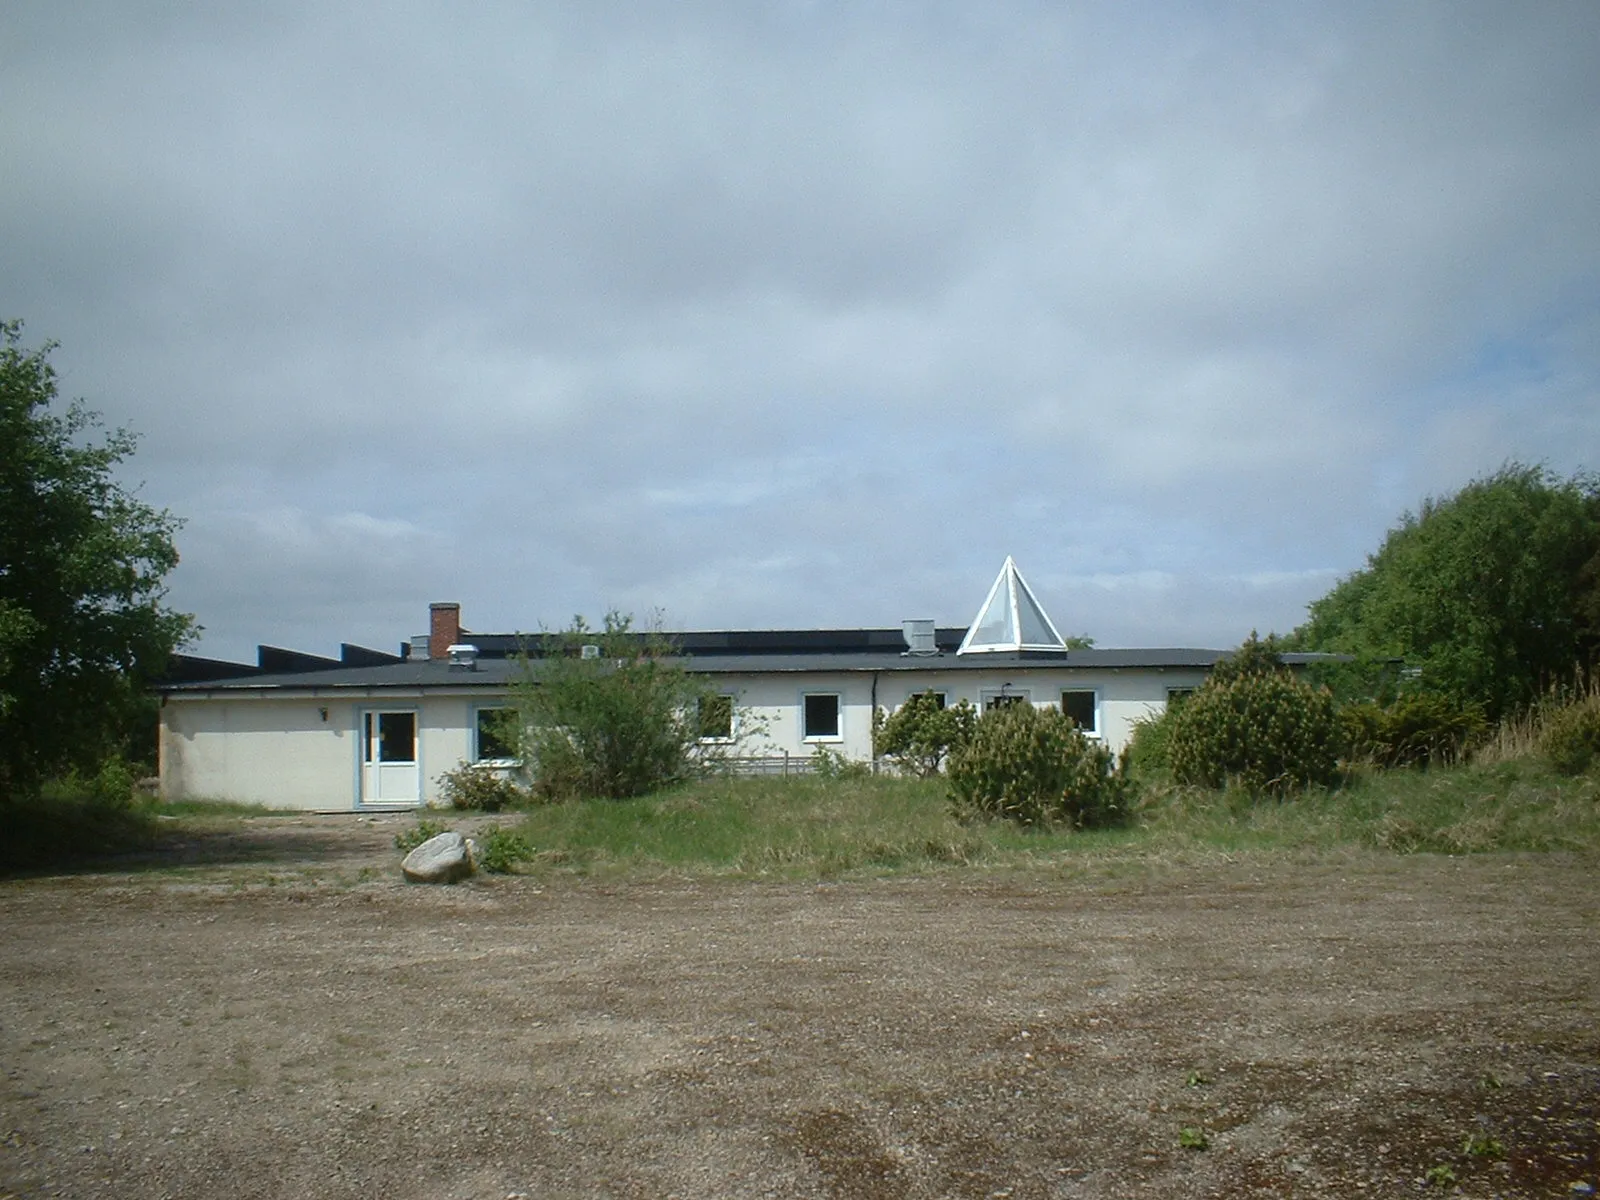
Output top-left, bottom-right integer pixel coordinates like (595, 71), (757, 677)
(0, 816), (1596, 1198)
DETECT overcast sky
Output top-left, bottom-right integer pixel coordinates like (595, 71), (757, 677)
(4, 2), (1598, 662)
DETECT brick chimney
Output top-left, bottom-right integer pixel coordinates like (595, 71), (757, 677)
(429, 602), (461, 660)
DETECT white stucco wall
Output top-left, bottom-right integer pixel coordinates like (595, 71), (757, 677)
(161, 691), (486, 811)
(159, 665), (1211, 809)
(706, 665), (1211, 760)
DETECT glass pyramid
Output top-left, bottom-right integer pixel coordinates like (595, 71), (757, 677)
(957, 557), (1068, 654)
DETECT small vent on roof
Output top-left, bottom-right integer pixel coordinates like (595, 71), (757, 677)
(446, 643), (479, 671)
(580, 644), (601, 660)
(902, 619), (939, 656)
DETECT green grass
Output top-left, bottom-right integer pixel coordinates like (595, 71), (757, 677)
(502, 756), (1600, 879)
(1133, 757), (1600, 855)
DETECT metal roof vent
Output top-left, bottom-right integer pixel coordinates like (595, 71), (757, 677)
(580, 644), (601, 660)
(902, 619), (939, 656)
(446, 643), (479, 671)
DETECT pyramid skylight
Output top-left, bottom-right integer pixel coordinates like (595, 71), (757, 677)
(957, 557), (1068, 654)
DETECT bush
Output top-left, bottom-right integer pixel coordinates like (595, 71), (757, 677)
(394, 818), (451, 853)
(1340, 692), (1487, 769)
(947, 702), (1127, 828)
(477, 825), (535, 873)
(810, 745), (872, 780)
(1170, 636), (1339, 796)
(873, 692), (977, 777)
(512, 612), (720, 802)
(1122, 707), (1177, 780)
(436, 763), (526, 811)
(1539, 695), (1600, 775)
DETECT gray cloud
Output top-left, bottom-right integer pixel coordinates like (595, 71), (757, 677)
(3, 1), (1598, 660)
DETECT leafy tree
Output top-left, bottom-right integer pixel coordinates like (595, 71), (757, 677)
(873, 691), (976, 777)
(0, 322), (193, 803)
(1293, 465), (1600, 720)
(509, 612), (719, 801)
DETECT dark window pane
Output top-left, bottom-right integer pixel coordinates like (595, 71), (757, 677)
(377, 711), (416, 762)
(985, 693), (1026, 712)
(1061, 690), (1097, 733)
(803, 693), (840, 739)
(476, 708), (516, 760)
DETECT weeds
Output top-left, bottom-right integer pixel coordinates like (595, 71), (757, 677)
(393, 819), (451, 854)
(477, 826), (535, 874)
(1178, 1126), (1209, 1150)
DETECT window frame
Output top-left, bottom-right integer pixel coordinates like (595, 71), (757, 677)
(1060, 689), (1100, 736)
(801, 691), (843, 742)
(980, 688), (1032, 714)
(697, 693), (737, 744)
(472, 704), (518, 764)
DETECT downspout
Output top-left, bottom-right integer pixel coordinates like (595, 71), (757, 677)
(869, 671), (880, 775)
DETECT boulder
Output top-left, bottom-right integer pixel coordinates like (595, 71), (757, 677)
(401, 831), (476, 884)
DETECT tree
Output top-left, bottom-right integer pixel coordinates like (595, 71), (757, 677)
(0, 322), (193, 803)
(873, 691), (976, 777)
(509, 611), (719, 801)
(1293, 465), (1600, 720)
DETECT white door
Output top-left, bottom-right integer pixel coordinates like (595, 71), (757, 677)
(362, 710), (419, 805)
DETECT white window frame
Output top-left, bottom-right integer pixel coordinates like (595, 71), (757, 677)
(697, 693), (737, 744)
(1060, 688), (1100, 737)
(472, 704), (519, 764)
(980, 688), (1032, 713)
(801, 692), (843, 742)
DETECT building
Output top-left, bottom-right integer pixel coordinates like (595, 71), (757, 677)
(156, 559), (1315, 811)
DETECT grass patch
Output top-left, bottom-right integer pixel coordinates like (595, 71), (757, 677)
(0, 788), (161, 873)
(1135, 757), (1600, 855)
(506, 755), (1600, 879)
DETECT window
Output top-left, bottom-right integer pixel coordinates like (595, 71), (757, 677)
(474, 707), (516, 761)
(911, 690), (947, 710)
(982, 690), (1030, 713)
(1061, 690), (1098, 735)
(698, 694), (734, 741)
(1166, 687), (1196, 711)
(364, 711), (416, 763)
(802, 693), (841, 740)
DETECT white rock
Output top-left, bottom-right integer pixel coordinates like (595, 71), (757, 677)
(401, 831), (476, 884)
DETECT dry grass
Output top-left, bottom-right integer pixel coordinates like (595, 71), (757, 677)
(1475, 669), (1600, 766)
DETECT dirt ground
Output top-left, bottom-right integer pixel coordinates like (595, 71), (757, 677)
(1, 816), (1596, 1199)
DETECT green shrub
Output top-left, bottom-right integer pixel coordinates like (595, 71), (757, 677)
(1539, 695), (1600, 775)
(873, 692), (977, 776)
(1122, 707), (1177, 780)
(436, 763), (526, 811)
(477, 825), (535, 873)
(394, 818), (451, 853)
(809, 745), (873, 780)
(1170, 636), (1339, 796)
(513, 612), (717, 802)
(1340, 691), (1486, 769)
(946, 702), (1127, 828)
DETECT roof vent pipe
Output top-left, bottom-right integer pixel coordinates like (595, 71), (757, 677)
(446, 644), (479, 671)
